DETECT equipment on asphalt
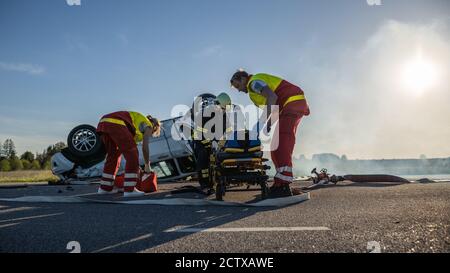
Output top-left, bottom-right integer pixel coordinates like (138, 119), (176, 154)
(113, 170), (158, 194)
(310, 168), (340, 185)
(210, 130), (271, 201)
(304, 167), (411, 190)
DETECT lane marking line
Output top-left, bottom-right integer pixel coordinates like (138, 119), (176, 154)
(164, 226), (331, 233)
(0, 222), (20, 229)
(0, 206), (36, 214)
(0, 212), (64, 223)
(92, 234), (153, 253)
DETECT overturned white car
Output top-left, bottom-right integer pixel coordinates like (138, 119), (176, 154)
(51, 116), (197, 182)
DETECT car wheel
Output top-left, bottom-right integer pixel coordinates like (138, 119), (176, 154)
(192, 93), (217, 110)
(67, 124), (104, 158)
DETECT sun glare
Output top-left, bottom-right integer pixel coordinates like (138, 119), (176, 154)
(401, 54), (438, 96)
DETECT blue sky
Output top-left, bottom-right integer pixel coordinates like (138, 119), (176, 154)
(0, 0), (449, 158)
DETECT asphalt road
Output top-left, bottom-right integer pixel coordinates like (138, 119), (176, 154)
(0, 180), (449, 253)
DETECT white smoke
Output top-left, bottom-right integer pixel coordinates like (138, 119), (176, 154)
(296, 19), (450, 159)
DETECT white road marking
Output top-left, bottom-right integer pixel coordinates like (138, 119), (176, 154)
(164, 226), (331, 233)
(0, 213), (64, 223)
(0, 222), (20, 229)
(92, 234), (153, 253)
(0, 206), (36, 214)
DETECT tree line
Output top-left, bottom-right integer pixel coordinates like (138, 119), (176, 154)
(0, 139), (66, 172)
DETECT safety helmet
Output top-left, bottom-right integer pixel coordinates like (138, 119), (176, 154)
(216, 92), (232, 108)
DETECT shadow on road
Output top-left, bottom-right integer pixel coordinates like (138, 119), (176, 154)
(0, 184), (294, 253)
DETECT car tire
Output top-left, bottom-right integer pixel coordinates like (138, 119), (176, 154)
(191, 93), (217, 110)
(67, 124), (104, 158)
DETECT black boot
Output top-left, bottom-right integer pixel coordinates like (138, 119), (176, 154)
(268, 184), (293, 198)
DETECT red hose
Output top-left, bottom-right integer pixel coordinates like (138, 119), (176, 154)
(342, 175), (410, 183)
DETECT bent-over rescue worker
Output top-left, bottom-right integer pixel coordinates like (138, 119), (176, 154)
(230, 71), (310, 198)
(96, 111), (161, 197)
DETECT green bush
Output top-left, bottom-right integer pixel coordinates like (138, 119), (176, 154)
(31, 160), (41, 170)
(0, 159), (11, 172)
(10, 157), (23, 171)
(43, 160), (52, 170)
(21, 159), (31, 170)
(20, 151), (35, 162)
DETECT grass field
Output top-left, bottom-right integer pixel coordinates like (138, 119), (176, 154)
(0, 170), (59, 183)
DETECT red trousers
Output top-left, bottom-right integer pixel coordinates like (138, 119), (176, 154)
(271, 100), (305, 186)
(97, 123), (140, 192)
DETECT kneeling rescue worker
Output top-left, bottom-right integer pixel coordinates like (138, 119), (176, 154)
(230, 71), (310, 198)
(96, 111), (161, 197)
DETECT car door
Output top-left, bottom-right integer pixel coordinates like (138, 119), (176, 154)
(163, 117), (193, 158)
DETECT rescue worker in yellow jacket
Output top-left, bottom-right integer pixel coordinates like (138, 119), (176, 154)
(230, 71), (310, 198)
(96, 111), (161, 197)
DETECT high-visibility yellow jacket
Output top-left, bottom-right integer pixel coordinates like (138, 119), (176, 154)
(246, 73), (308, 112)
(98, 111), (154, 143)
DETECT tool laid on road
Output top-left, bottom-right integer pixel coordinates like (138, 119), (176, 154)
(310, 168), (341, 185)
(304, 167), (410, 190)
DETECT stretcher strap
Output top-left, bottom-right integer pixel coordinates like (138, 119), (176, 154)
(248, 147), (261, 152)
(222, 158), (262, 164)
(224, 148), (245, 153)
